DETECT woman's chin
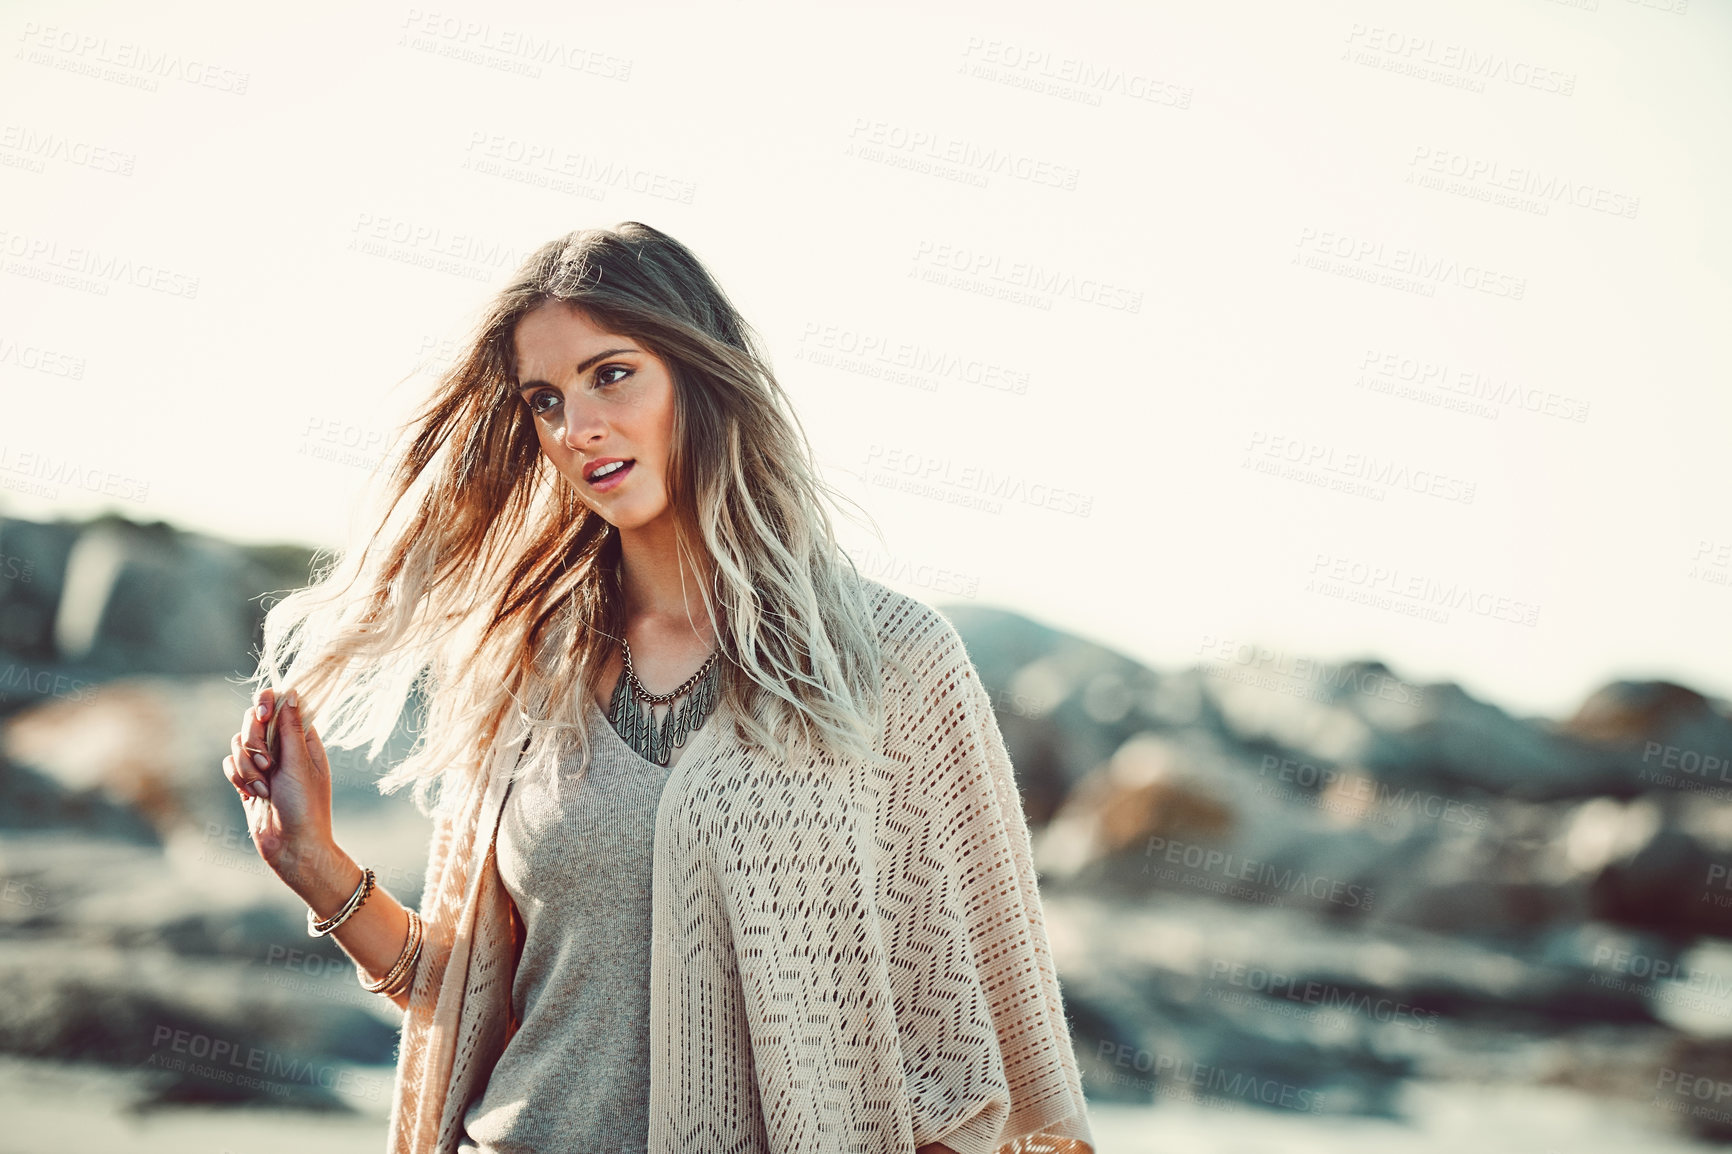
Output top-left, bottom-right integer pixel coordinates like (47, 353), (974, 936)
(591, 502), (672, 534)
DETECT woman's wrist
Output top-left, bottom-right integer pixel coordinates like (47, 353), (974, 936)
(284, 842), (364, 922)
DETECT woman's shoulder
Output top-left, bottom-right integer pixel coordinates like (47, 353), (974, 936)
(858, 577), (964, 652)
(856, 577), (977, 699)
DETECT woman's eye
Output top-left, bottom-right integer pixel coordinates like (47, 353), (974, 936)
(526, 366), (629, 416)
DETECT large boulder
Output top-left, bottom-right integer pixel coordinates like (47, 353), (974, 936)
(0, 513), (317, 716)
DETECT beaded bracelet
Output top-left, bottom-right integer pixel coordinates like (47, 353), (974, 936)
(307, 866), (375, 937)
(361, 907), (424, 998)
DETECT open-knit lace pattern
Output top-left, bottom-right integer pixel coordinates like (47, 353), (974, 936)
(385, 581), (1095, 1154)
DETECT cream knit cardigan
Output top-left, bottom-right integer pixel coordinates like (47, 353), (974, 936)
(385, 581), (1096, 1154)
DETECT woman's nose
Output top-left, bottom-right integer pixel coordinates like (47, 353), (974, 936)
(560, 399), (604, 450)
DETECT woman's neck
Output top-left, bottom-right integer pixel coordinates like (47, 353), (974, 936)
(616, 521), (716, 637)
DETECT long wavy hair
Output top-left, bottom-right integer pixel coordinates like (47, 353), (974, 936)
(249, 221), (897, 816)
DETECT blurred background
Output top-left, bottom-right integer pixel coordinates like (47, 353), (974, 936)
(2, 0), (1728, 1150)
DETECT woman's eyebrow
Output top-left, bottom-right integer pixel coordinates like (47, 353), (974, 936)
(516, 347), (639, 392)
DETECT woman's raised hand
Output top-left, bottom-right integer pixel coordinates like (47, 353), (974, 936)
(222, 687), (341, 891)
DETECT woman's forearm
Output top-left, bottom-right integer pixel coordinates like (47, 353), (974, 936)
(282, 840), (416, 1011)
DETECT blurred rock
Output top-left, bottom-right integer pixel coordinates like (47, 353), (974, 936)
(0, 673), (421, 843)
(0, 753), (158, 844)
(0, 512), (317, 716)
(1558, 680), (1732, 799)
(940, 604), (1193, 825)
(1199, 657), (1641, 802)
(1, 677), (246, 837)
(1034, 731), (1236, 883)
(0, 829), (402, 1108)
(2, 509), (1730, 1133)
(0, 934), (398, 1110)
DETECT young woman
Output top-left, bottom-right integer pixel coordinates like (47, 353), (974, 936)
(221, 222), (1095, 1154)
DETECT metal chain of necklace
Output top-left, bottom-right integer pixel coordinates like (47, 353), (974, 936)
(606, 638), (722, 767)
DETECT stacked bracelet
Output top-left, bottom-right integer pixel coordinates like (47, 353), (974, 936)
(308, 866), (375, 937)
(360, 907), (424, 998)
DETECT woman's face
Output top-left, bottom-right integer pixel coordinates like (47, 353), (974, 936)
(512, 300), (678, 533)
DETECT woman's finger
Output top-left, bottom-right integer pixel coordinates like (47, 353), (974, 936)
(222, 753), (247, 798)
(224, 753), (262, 805)
(241, 700), (263, 763)
(269, 686), (297, 753)
(304, 718), (332, 778)
(247, 690), (274, 760)
(229, 732), (269, 799)
(259, 687), (282, 752)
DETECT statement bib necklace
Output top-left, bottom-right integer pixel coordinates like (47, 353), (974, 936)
(605, 638), (722, 767)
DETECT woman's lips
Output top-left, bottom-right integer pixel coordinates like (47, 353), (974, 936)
(588, 460), (634, 491)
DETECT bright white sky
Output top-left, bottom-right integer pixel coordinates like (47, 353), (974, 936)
(2, 0), (1725, 721)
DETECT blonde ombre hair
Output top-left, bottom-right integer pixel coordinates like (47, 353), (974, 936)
(250, 221), (894, 816)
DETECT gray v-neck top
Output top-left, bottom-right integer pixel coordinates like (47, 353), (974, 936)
(456, 696), (712, 1154)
